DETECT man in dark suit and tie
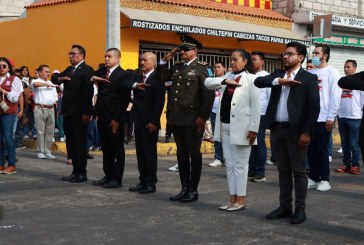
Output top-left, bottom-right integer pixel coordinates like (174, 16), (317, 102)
(129, 52), (165, 194)
(91, 48), (132, 188)
(52, 44), (94, 183)
(254, 42), (320, 224)
(156, 35), (215, 202)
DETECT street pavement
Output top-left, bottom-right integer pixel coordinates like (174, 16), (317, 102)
(0, 144), (363, 245)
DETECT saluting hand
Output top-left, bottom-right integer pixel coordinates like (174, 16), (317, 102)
(59, 76), (71, 82)
(92, 76), (109, 83)
(278, 78), (301, 86)
(246, 131), (257, 145)
(136, 83), (151, 91)
(224, 79), (241, 86)
(162, 48), (179, 62)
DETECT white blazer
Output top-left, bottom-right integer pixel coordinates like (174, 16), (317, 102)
(205, 71), (261, 145)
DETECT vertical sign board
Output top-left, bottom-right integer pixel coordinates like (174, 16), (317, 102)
(313, 15), (332, 38)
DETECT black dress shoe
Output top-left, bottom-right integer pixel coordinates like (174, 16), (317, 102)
(70, 175), (88, 183)
(93, 176), (111, 186)
(62, 174), (76, 181)
(170, 189), (188, 201)
(129, 183), (143, 192)
(265, 207), (293, 219)
(180, 191), (199, 203)
(103, 179), (122, 188)
(138, 186), (156, 194)
(87, 153), (94, 159)
(289, 210), (306, 224)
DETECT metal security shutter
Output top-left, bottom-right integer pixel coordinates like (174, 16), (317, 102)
(329, 47), (364, 76)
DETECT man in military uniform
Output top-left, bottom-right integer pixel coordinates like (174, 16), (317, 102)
(156, 35), (214, 203)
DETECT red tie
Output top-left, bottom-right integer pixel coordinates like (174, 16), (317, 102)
(69, 67), (76, 76)
(141, 75), (147, 83)
(106, 69), (110, 79)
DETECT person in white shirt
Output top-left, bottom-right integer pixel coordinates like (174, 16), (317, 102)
(336, 60), (364, 175)
(248, 51), (270, 182)
(208, 61), (226, 167)
(307, 44), (342, 191)
(31, 65), (58, 159)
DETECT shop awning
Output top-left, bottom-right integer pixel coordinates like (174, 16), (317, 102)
(121, 7), (309, 47)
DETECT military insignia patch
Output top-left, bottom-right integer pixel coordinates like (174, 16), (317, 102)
(188, 70), (196, 76)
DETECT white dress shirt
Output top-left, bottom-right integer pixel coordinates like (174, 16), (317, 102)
(272, 67), (300, 122)
(0, 73), (24, 103)
(256, 70), (271, 115)
(31, 78), (58, 105)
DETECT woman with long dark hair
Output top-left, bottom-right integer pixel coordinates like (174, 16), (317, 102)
(205, 49), (261, 211)
(0, 57), (24, 174)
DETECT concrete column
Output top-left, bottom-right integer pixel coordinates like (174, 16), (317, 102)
(106, 0), (120, 49)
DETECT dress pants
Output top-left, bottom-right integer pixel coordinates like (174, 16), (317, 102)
(34, 106), (55, 154)
(135, 125), (158, 187)
(248, 115), (267, 176)
(98, 118), (125, 182)
(221, 123), (250, 196)
(63, 114), (88, 175)
(359, 113), (364, 167)
(172, 125), (203, 191)
(270, 123), (308, 211)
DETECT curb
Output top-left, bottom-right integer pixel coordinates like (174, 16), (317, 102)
(22, 132), (341, 156)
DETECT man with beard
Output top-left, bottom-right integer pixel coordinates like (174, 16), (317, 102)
(255, 42), (320, 224)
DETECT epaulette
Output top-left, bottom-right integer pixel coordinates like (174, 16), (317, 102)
(198, 61), (208, 66)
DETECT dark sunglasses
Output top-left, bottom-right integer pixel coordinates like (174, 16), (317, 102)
(0, 64), (8, 69)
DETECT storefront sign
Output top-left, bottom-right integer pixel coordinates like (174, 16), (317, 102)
(130, 20), (310, 47)
(313, 34), (364, 47)
(310, 12), (364, 30)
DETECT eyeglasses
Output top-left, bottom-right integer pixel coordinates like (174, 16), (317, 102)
(68, 52), (81, 56)
(0, 64), (8, 69)
(282, 52), (298, 57)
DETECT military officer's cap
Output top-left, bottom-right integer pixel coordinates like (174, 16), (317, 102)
(179, 35), (203, 51)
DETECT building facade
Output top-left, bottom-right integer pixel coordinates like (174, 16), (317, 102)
(0, 0), (34, 22)
(273, 0), (364, 74)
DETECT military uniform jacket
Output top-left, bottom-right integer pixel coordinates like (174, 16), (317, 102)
(156, 59), (214, 126)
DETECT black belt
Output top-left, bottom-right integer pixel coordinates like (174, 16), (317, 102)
(272, 121), (290, 128)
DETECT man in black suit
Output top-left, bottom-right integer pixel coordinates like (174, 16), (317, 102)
(129, 52), (165, 194)
(52, 44), (94, 183)
(156, 35), (214, 202)
(254, 42), (320, 224)
(91, 48), (132, 188)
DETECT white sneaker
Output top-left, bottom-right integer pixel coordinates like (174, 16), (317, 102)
(24, 135), (30, 139)
(60, 137), (65, 142)
(52, 137), (55, 142)
(37, 152), (46, 159)
(45, 153), (56, 159)
(337, 148), (342, 153)
(329, 156), (332, 162)
(317, 181), (331, 191)
(168, 164), (179, 172)
(266, 160), (275, 165)
(209, 159), (223, 167)
(307, 178), (318, 189)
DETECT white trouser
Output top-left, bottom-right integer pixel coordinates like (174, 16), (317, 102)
(221, 123), (251, 196)
(34, 106), (55, 154)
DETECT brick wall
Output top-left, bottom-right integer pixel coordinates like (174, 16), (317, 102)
(0, 0), (33, 16)
(273, 0), (364, 18)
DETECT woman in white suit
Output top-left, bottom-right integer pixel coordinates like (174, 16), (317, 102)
(205, 49), (261, 211)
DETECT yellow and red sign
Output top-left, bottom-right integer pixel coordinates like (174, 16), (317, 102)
(211, 0), (272, 9)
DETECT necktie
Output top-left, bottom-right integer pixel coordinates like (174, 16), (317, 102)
(69, 67), (76, 76)
(180, 63), (187, 72)
(106, 69), (110, 79)
(141, 75), (147, 83)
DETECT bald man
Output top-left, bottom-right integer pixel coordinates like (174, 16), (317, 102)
(129, 52), (165, 194)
